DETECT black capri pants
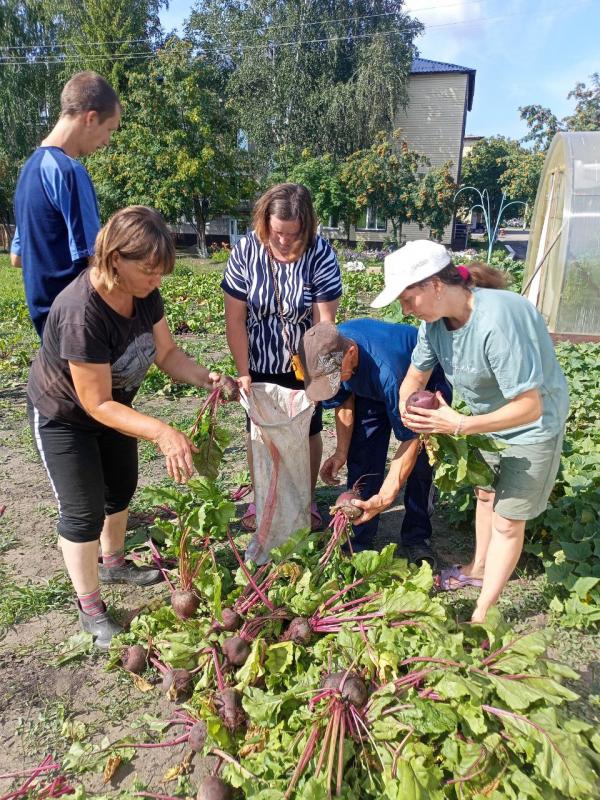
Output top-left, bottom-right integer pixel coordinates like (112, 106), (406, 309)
(28, 402), (138, 543)
(246, 369), (323, 436)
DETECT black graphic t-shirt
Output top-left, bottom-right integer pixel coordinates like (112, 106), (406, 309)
(28, 269), (164, 430)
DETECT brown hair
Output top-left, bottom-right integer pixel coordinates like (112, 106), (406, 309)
(253, 183), (317, 257)
(436, 262), (508, 290)
(93, 206), (175, 291)
(60, 71), (120, 122)
(410, 261), (508, 292)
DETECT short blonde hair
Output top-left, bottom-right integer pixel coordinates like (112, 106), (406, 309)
(253, 183), (317, 258)
(93, 206), (175, 291)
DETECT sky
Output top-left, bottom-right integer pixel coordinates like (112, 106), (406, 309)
(160, 0), (599, 141)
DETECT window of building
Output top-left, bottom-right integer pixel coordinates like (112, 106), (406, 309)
(356, 207), (386, 231)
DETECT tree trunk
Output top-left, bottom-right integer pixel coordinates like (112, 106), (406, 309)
(393, 221), (403, 246)
(192, 196), (209, 258)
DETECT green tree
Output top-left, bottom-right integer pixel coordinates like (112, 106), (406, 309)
(47, 0), (167, 92)
(0, 1), (64, 223)
(340, 131), (454, 244)
(564, 72), (600, 131)
(86, 40), (257, 256)
(283, 151), (355, 238)
(413, 161), (457, 240)
(459, 136), (523, 221)
(499, 148), (544, 225)
(519, 72), (600, 151)
(187, 0), (422, 170)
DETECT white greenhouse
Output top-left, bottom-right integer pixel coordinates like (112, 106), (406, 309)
(523, 131), (600, 341)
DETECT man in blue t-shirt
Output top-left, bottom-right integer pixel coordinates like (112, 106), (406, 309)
(11, 71), (120, 338)
(299, 319), (451, 565)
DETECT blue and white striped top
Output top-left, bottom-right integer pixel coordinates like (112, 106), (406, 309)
(222, 231), (342, 373)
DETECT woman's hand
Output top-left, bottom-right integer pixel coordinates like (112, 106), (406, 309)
(320, 453), (347, 486)
(238, 374), (252, 395)
(401, 391), (463, 435)
(154, 423), (198, 484)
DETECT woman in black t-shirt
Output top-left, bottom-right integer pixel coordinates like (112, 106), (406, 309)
(28, 206), (229, 649)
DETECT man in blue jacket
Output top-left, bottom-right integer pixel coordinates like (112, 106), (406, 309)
(299, 319), (451, 565)
(11, 71), (120, 338)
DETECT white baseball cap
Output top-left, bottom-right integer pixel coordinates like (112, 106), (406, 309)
(370, 240), (452, 309)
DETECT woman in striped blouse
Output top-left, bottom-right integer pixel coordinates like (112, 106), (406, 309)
(222, 183), (342, 531)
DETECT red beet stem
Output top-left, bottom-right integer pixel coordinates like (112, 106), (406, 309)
(146, 539), (175, 591)
(131, 733), (190, 749)
(226, 529), (275, 610)
(211, 647), (226, 691)
(149, 656), (168, 675)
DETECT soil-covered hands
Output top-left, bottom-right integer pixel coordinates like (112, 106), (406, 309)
(154, 423), (198, 484)
(320, 453), (347, 486)
(349, 493), (392, 525)
(401, 391), (463, 435)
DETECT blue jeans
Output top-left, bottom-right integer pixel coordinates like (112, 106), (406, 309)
(346, 396), (434, 550)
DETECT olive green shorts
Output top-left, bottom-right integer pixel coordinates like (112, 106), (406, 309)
(477, 433), (565, 520)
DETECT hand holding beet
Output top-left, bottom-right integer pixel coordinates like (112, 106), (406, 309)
(343, 492), (391, 526)
(402, 390), (462, 435)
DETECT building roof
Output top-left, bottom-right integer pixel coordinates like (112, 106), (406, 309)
(410, 57), (476, 112)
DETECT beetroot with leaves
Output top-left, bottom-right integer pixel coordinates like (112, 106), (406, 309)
(161, 668), (193, 701)
(171, 589), (200, 620)
(222, 635), (251, 667)
(281, 616), (312, 646)
(333, 488), (362, 521)
(218, 374), (240, 402)
(214, 687), (247, 732)
(197, 776), (233, 800)
(169, 527), (204, 620)
(121, 644), (147, 674)
(210, 607), (242, 633)
(188, 721), (208, 753)
(320, 671), (369, 708)
(406, 390), (439, 410)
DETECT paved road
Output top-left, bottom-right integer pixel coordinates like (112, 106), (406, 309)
(501, 229), (530, 261)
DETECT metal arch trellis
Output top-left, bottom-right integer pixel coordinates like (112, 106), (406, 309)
(454, 186), (527, 263)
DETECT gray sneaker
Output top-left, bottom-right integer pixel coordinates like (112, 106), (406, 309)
(77, 602), (123, 650)
(405, 541), (437, 571)
(98, 560), (163, 586)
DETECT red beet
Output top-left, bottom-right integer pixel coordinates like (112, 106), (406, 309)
(320, 671), (368, 707)
(161, 668), (193, 700)
(219, 375), (240, 402)
(214, 688), (247, 732)
(197, 776), (233, 800)
(171, 589), (200, 620)
(222, 635), (250, 667)
(281, 617), (312, 646)
(121, 644), (147, 674)
(210, 608), (242, 633)
(188, 721), (208, 752)
(340, 674), (368, 708)
(335, 489), (362, 521)
(406, 390), (439, 410)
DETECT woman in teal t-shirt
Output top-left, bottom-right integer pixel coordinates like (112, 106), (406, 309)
(368, 240), (569, 624)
